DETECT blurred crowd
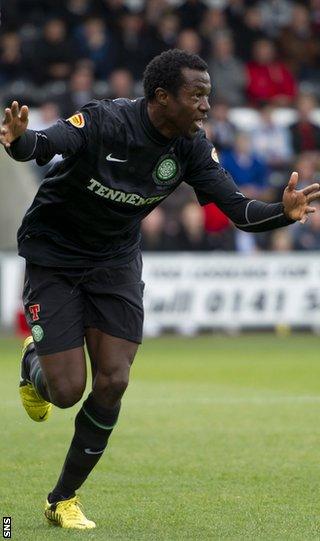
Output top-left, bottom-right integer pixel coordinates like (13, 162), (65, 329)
(2, 0), (320, 253)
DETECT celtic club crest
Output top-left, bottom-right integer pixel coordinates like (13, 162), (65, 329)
(152, 154), (180, 186)
(32, 324), (44, 342)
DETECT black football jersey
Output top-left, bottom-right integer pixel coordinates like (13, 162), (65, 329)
(9, 98), (291, 267)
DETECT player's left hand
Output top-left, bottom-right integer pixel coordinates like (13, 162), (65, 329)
(282, 171), (320, 224)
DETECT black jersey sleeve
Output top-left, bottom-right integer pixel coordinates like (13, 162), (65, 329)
(6, 100), (101, 166)
(184, 132), (294, 232)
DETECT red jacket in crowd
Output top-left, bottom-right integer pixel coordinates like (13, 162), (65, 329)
(246, 61), (297, 105)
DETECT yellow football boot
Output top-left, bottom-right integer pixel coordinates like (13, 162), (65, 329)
(19, 336), (52, 422)
(44, 496), (96, 529)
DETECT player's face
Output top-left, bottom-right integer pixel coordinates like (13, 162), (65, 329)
(166, 68), (211, 138)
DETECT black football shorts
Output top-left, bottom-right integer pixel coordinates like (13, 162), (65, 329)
(23, 253), (145, 355)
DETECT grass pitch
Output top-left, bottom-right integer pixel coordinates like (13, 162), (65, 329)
(1, 334), (320, 540)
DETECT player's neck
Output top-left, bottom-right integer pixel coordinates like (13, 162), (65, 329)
(147, 102), (179, 140)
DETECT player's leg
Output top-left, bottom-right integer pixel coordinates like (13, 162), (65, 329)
(20, 262), (99, 528)
(89, 328), (138, 408)
(20, 262), (87, 421)
(19, 336), (52, 421)
(45, 332), (138, 529)
(44, 255), (144, 528)
(22, 342), (87, 408)
(20, 340), (86, 420)
(48, 331), (138, 497)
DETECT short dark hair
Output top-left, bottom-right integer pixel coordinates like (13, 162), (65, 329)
(143, 49), (208, 101)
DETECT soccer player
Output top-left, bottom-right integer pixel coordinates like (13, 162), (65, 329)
(1, 49), (319, 530)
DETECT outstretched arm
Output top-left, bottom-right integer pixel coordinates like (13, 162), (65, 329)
(0, 100), (95, 165)
(185, 133), (320, 232)
(216, 170), (320, 232)
(189, 167), (320, 232)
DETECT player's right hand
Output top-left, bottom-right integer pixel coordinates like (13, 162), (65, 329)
(0, 100), (29, 148)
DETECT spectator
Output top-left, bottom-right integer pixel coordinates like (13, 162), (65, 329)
(0, 32), (25, 84)
(234, 229), (259, 253)
(202, 202), (236, 250)
(208, 32), (246, 106)
(206, 100), (236, 152)
(143, 0), (171, 27)
(160, 183), (196, 227)
(176, 0), (208, 31)
(257, 0), (292, 38)
(107, 68), (134, 99)
(221, 131), (271, 200)
(203, 203), (230, 233)
(63, 0), (101, 30)
(251, 102), (293, 171)
(233, 6), (267, 62)
(200, 7), (228, 43)
(140, 207), (170, 251)
(31, 18), (76, 85)
(7, 0), (55, 28)
(5, 1), (22, 30)
(31, 100), (61, 130)
(224, 0), (246, 34)
(150, 13), (181, 57)
(116, 12), (150, 80)
(246, 38), (297, 106)
(176, 29), (204, 57)
(58, 65), (95, 116)
(173, 202), (221, 251)
(269, 228), (294, 251)
(289, 93), (320, 154)
(293, 201), (320, 250)
(310, 0), (320, 33)
(97, 0), (130, 33)
(278, 3), (320, 81)
(294, 152), (319, 189)
(76, 17), (117, 80)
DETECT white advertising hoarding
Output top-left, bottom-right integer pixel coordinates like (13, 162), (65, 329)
(0, 254), (24, 327)
(0, 252), (320, 332)
(142, 253), (320, 334)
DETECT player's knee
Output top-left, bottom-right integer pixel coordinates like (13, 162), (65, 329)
(49, 384), (84, 409)
(107, 372), (129, 397)
(95, 370), (129, 402)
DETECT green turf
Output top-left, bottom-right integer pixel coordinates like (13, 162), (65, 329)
(1, 334), (320, 540)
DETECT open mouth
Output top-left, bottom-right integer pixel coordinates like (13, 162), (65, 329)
(193, 116), (207, 130)
(193, 119), (203, 130)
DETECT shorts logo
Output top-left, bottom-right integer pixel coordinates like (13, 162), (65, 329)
(153, 155), (180, 186)
(32, 325), (44, 343)
(29, 304), (40, 322)
(67, 113), (85, 128)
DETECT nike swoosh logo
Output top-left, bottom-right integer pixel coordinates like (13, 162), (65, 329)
(84, 448), (104, 455)
(39, 412), (47, 420)
(106, 153), (127, 163)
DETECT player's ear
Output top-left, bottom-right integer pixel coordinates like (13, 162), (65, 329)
(154, 88), (169, 106)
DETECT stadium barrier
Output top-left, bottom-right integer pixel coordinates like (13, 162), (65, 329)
(1, 252), (320, 334)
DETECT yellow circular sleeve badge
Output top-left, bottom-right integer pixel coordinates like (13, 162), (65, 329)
(67, 112), (85, 128)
